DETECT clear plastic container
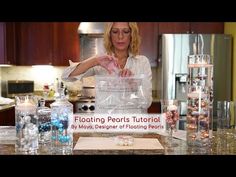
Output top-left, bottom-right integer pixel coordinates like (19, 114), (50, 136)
(15, 95), (38, 154)
(50, 88), (73, 154)
(36, 98), (51, 145)
(95, 76), (148, 114)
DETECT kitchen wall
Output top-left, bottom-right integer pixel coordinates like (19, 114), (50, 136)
(224, 22), (236, 101)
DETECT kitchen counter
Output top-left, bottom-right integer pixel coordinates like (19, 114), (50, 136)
(0, 126), (235, 155)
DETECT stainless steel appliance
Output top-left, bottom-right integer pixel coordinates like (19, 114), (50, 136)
(81, 86), (95, 98)
(75, 22), (106, 113)
(78, 22), (106, 60)
(160, 34), (232, 130)
(175, 73), (188, 116)
(1, 80), (34, 98)
(75, 96), (95, 113)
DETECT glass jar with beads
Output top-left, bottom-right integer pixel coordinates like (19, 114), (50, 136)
(36, 98), (51, 145)
(50, 88), (73, 154)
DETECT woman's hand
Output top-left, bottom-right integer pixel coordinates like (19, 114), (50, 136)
(119, 69), (133, 77)
(96, 55), (119, 74)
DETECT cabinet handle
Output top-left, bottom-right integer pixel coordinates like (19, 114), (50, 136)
(186, 31), (190, 34)
(191, 31), (194, 34)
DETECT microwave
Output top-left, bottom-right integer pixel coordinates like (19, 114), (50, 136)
(1, 80), (34, 98)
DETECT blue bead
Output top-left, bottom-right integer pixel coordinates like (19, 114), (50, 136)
(66, 136), (70, 142)
(59, 136), (64, 143)
(51, 120), (57, 126)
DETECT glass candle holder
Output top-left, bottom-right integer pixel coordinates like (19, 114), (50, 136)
(161, 99), (179, 148)
(15, 95), (38, 154)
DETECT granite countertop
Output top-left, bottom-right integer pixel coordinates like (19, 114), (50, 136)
(0, 126), (235, 155)
(0, 126), (187, 155)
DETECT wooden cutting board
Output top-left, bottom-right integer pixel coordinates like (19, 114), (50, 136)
(73, 137), (164, 155)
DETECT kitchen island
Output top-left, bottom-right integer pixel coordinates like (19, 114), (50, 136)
(0, 126), (235, 155)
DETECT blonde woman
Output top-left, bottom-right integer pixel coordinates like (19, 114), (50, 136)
(62, 22), (152, 109)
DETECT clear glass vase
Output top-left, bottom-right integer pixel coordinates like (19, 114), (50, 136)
(15, 95), (38, 154)
(161, 99), (179, 148)
(186, 54), (213, 149)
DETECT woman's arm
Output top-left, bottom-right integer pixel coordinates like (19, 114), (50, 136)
(69, 56), (98, 77)
(61, 55), (119, 82)
(70, 55), (118, 77)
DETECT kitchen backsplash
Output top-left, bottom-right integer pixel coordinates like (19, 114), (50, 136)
(0, 66), (161, 99)
(0, 66), (67, 92)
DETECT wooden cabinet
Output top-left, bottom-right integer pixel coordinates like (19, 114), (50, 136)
(159, 22), (190, 34)
(0, 22), (16, 65)
(15, 22), (80, 66)
(138, 22), (159, 67)
(190, 22), (224, 34)
(0, 107), (15, 126)
(159, 22), (224, 34)
(15, 22), (54, 65)
(13, 22), (223, 66)
(53, 22), (80, 66)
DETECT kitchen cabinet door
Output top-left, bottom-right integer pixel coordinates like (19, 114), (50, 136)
(138, 22), (159, 67)
(15, 22), (80, 66)
(53, 22), (80, 66)
(190, 22), (224, 34)
(0, 22), (16, 65)
(15, 22), (54, 65)
(159, 22), (224, 34)
(159, 22), (190, 34)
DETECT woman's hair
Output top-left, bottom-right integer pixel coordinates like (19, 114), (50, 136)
(104, 22), (141, 56)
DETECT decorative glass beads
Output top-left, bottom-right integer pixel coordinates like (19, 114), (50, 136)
(36, 98), (51, 145)
(186, 54), (213, 148)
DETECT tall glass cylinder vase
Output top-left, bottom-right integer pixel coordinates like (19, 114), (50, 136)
(15, 95), (38, 154)
(186, 54), (213, 148)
